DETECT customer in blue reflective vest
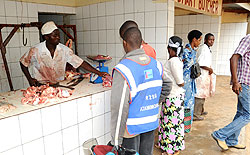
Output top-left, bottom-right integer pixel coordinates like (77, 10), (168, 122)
(110, 27), (163, 155)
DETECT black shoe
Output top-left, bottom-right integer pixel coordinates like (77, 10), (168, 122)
(201, 111), (208, 115)
(193, 116), (204, 121)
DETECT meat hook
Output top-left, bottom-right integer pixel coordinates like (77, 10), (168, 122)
(21, 24), (27, 46)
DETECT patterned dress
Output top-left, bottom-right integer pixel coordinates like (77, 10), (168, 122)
(181, 44), (197, 122)
(158, 95), (185, 154)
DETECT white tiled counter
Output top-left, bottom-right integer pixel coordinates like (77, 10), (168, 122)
(0, 79), (111, 155)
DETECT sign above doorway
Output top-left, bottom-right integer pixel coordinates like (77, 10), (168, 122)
(175, 0), (223, 16)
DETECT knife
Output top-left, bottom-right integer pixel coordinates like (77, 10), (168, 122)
(68, 77), (84, 87)
(50, 83), (75, 90)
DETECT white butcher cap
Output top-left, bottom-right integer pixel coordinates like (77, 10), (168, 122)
(41, 21), (58, 35)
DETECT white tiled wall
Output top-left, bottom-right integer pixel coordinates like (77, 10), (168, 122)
(0, 90), (111, 155)
(217, 22), (248, 75)
(72, 0), (175, 73)
(174, 14), (221, 73)
(0, 0), (75, 93)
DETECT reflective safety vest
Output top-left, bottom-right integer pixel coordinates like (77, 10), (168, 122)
(114, 57), (163, 135)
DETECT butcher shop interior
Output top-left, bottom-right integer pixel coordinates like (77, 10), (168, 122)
(0, 0), (250, 155)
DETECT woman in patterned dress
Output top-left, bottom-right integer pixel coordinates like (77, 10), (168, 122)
(158, 36), (185, 155)
(182, 30), (202, 131)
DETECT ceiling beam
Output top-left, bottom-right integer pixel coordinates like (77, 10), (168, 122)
(236, 3), (250, 11)
(223, 0), (250, 4)
(223, 8), (250, 13)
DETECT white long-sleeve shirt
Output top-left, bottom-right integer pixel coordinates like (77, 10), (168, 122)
(163, 57), (185, 98)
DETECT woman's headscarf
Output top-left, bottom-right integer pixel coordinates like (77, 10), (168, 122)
(168, 36), (183, 56)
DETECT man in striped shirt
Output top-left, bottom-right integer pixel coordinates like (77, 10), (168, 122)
(212, 34), (250, 151)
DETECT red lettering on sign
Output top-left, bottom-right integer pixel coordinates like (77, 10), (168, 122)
(207, 0), (210, 13)
(215, 0), (218, 14)
(198, 0), (219, 14)
(189, 0), (192, 7)
(176, 0), (220, 15)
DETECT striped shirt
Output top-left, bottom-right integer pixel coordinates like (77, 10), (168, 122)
(234, 34), (250, 86)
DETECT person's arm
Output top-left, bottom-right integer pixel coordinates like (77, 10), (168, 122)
(177, 83), (184, 87)
(20, 48), (40, 86)
(79, 61), (109, 77)
(20, 62), (39, 86)
(230, 35), (250, 95)
(110, 70), (130, 145)
(160, 66), (172, 102)
(198, 46), (213, 75)
(171, 59), (184, 87)
(230, 54), (242, 95)
(200, 66), (213, 75)
(65, 48), (110, 77)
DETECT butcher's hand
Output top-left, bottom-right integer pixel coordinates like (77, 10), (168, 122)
(99, 72), (110, 78)
(29, 78), (40, 87)
(232, 82), (242, 95)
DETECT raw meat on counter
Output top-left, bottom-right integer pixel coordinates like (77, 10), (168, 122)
(0, 103), (16, 113)
(102, 75), (112, 87)
(21, 84), (73, 105)
(65, 70), (91, 80)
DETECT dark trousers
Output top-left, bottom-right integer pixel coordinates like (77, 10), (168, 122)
(194, 97), (205, 117)
(122, 130), (155, 155)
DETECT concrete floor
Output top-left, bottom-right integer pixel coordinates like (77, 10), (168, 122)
(153, 76), (250, 155)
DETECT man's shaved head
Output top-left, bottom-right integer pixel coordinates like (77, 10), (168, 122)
(123, 27), (142, 49)
(119, 20), (138, 39)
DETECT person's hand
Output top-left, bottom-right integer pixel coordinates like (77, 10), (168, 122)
(232, 82), (242, 95)
(208, 68), (213, 75)
(99, 72), (110, 78)
(102, 73), (113, 87)
(28, 78), (39, 87)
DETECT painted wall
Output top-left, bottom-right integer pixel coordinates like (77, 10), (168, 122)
(221, 12), (248, 23)
(76, 0), (114, 6)
(174, 14), (221, 73)
(247, 16), (250, 34)
(0, 0), (75, 93)
(175, 7), (197, 16)
(71, 0), (175, 74)
(12, 0), (114, 7)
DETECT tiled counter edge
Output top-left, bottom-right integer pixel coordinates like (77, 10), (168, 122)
(0, 89), (112, 155)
